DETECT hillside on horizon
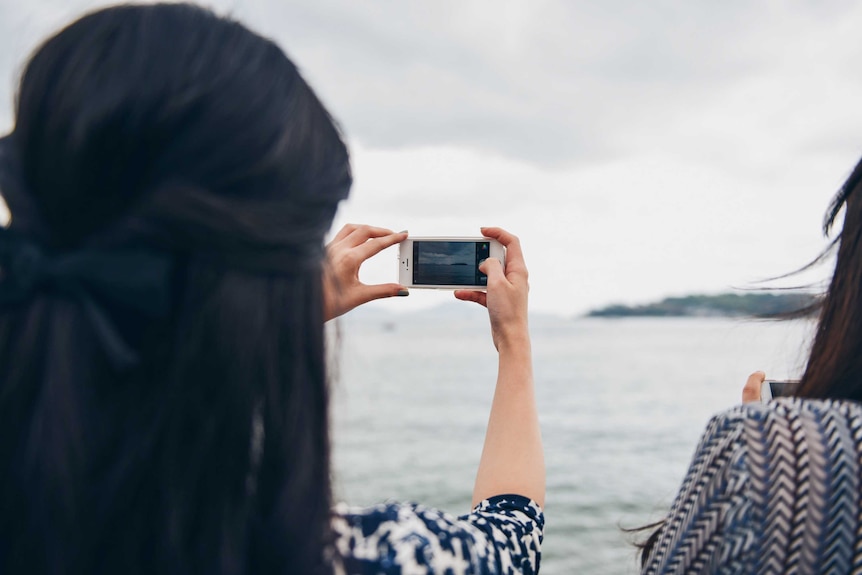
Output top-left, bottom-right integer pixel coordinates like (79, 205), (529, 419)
(586, 292), (818, 318)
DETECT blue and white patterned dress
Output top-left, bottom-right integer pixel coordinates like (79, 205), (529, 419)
(332, 494), (543, 574)
(643, 397), (862, 574)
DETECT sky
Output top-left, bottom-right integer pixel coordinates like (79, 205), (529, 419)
(2, 0), (862, 315)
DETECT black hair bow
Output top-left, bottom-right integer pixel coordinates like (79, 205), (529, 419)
(0, 227), (173, 370)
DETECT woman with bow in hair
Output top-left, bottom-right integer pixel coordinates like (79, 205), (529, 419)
(0, 4), (544, 574)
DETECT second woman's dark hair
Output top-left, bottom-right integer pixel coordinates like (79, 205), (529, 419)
(796, 155), (862, 401)
(0, 4), (350, 574)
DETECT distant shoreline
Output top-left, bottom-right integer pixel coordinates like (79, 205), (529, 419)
(585, 292), (818, 318)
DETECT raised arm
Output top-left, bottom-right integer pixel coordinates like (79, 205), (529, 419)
(455, 227), (545, 508)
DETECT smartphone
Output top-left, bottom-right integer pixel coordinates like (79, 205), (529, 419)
(398, 237), (505, 289)
(761, 379), (800, 401)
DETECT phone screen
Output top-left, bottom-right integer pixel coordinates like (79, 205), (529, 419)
(412, 241), (491, 286)
(768, 381), (797, 398)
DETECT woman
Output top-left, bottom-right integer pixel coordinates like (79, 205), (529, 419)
(0, 4), (543, 574)
(639, 158), (862, 573)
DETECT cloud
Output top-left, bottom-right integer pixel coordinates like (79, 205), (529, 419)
(332, 137), (843, 315)
(224, 0), (862, 171)
(1, 0), (859, 313)
(4, 0), (862, 171)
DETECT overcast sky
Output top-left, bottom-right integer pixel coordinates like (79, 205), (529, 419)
(2, 0), (862, 315)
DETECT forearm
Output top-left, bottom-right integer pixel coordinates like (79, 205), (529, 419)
(472, 336), (545, 508)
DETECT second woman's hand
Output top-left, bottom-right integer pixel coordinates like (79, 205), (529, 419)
(323, 224), (409, 322)
(742, 371), (766, 403)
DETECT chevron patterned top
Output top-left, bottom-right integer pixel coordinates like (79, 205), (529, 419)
(642, 397), (862, 575)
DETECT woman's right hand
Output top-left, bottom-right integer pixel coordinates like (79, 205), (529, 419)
(454, 227), (529, 352)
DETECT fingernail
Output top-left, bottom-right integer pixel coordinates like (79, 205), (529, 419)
(398, 230), (408, 234)
(397, 289), (410, 296)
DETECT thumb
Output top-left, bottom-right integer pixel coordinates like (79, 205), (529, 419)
(479, 257), (504, 282)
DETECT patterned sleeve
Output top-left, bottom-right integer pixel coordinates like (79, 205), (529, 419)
(331, 494), (544, 575)
(643, 399), (862, 574)
(642, 407), (756, 574)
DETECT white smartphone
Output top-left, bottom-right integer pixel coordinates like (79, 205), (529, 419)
(761, 379), (799, 401)
(398, 237), (505, 290)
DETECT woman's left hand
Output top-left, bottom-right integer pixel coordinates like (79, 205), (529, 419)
(323, 224), (408, 321)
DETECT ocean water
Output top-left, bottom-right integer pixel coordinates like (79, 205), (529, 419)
(330, 311), (814, 574)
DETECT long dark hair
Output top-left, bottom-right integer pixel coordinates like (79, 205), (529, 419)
(796, 155), (862, 401)
(0, 4), (350, 574)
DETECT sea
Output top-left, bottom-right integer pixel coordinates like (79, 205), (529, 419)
(329, 308), (814, 574)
